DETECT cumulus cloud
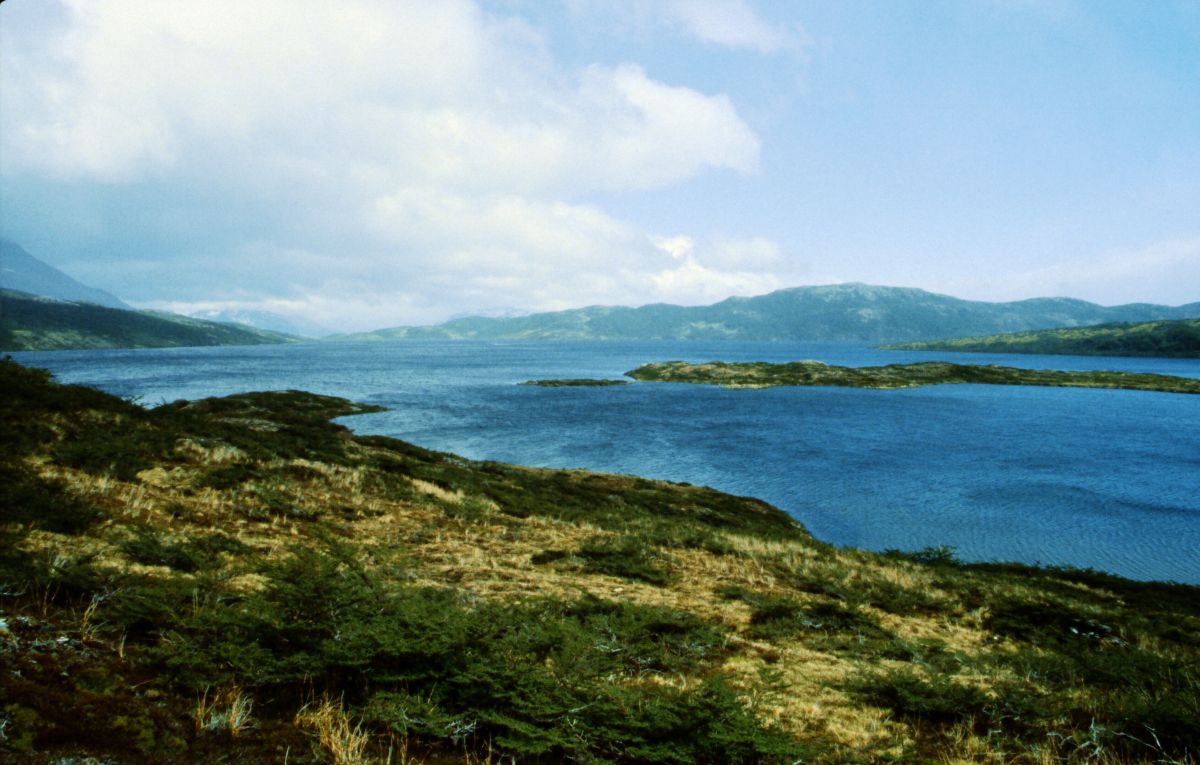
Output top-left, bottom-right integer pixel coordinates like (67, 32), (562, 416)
(646, 235), (784, 304)
(1, 1), (759, 189)
(0, 0), (783, 329)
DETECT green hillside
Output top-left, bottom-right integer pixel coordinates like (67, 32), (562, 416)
(334, 284), (1200, 344)
(884, 318), (1200, 358)
(2, 357), (1198, 764)
(0, 289), (297, 351)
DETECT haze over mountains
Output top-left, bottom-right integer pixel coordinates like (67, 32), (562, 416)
(0, 239), (129, 310)
(337, 283), (1200, 344)
(3, 239), (1198, 350)
(188, 308), (331, 339)
(0, 241), (295, 351)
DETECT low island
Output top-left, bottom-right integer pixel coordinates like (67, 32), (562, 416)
(627, 359), (1200, 394)
(520, 378), (631, 387)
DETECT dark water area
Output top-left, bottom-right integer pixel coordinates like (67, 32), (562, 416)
(14, 340), (1200, 584)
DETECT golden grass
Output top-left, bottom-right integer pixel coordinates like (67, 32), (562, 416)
(295, 695), (371, 765)
(8, 417), (1194, 765)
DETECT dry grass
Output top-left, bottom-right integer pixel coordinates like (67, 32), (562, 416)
(196, 685), (256, 737)
(296, 695), (372, 765)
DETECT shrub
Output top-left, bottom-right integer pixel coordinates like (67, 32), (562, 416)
(575, 535), (673, 586)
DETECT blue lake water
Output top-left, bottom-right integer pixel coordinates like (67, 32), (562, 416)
(12, 341), (1200, 584)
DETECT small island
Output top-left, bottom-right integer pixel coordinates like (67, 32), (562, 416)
(520, 378), (631, 387)
(627, 359), (1200, 394)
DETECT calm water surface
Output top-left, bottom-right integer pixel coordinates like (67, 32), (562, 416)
(14, 341), (1200, 584)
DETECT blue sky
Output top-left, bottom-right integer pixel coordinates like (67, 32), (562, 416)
(1, 0), (1197, 331)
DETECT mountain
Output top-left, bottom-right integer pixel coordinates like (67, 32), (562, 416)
(885, 318), (1200, 358)
(0, 238), (130, 309)
(0, 289), (297, 351)
(337, 283), (1200, 343)
(189, 308), (332, 338)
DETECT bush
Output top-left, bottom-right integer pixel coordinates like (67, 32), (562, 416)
(575, 535), (673, 586)
(848, 668), (991, 724)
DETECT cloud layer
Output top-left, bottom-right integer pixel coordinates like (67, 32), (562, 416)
(0, 0), (777, 329)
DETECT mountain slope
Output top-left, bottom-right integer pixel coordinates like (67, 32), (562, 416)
(0, 238), (129, 309)
(0, 289), (297, 351)
(885, 318), (1200, 358)
(339, 284), (1200, 343)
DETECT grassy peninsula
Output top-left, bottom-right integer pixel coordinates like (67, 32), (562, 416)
(883, 318), (1200, 358)
(2, 357), (1198, 764)
(627, 359), (1200, 394)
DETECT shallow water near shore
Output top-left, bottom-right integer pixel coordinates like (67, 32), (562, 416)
(14, 340), (1200, 584)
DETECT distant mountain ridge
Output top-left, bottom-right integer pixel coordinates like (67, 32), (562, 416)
(0, 238), (129, 309)
(0, 289), (296, 351)
(336, 284), (1200, 344)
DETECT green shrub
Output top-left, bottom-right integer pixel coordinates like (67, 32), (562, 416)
(0, 463), (105, 534)
(576, 535), (673, 586)
(848, 668), (991, 724)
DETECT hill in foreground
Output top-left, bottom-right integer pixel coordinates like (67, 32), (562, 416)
(884, 318), (1200, 358)
(336, 283), (1200, 344)
(0, 289), (297, 351)
(1, 357), (1197, 764)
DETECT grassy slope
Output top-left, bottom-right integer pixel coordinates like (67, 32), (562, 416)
(628, 360), (1200, 394)
(0, 289), (296, 351)
(883, 319), (1200, 358)
(1, 357), (1198, 764)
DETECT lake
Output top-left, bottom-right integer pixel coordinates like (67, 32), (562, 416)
(12, 340), (1200, 584)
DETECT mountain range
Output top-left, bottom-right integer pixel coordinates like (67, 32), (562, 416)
(5, 237), (1199, 349)
(336, 283), (1200, 344)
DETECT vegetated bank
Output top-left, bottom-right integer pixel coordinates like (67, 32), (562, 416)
(883, 318), (1200, 358)
(0, 288), (297, 351)
(1, 356), (1198, 764)
(627, 359), (1200, 394)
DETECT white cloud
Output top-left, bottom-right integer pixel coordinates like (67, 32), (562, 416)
(647, 234), (784, 305)
(1, 1), (759, 191)
(663, 0), (803, 54)
(0, 0), (781, 329)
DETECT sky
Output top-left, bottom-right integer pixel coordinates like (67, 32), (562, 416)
(1, 0), (1198, 332)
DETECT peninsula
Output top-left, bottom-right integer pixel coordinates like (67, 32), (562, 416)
(627, 359), (1200, 394)
(883, 318), (1200, 358)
